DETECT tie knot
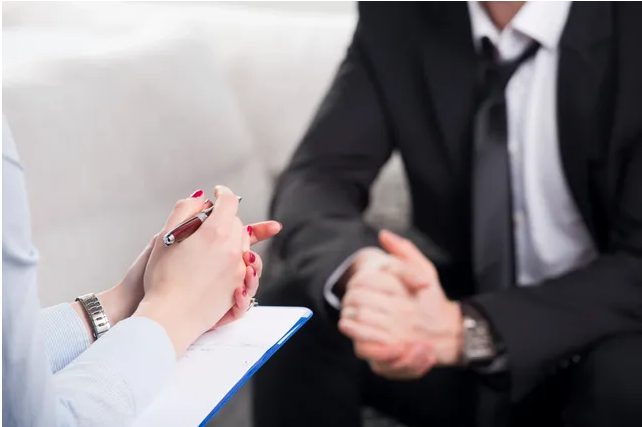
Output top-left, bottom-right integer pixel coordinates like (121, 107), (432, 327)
(478, 37), (541, 96)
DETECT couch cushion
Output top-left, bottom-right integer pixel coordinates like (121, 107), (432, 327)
(202, 7), (358, 180)
(3, 25), (271, 305)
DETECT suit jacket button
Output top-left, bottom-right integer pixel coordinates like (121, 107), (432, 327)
(559, 359), (570, 369)
(571, 354), (581, 364)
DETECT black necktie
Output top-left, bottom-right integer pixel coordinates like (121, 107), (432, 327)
(472, 37), (540, 293)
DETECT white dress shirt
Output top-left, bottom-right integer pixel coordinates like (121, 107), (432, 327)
(324, 1), (597, 308)
(2, 118), (176, 427)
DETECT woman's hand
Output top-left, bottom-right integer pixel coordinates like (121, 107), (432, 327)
(211, 221), (277, 329)
(80, 198), (280, 343)
(133, 186), (271, 356)
(72, 235), (157, 342)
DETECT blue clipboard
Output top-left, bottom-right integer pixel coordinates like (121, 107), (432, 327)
(197, 308), (313, 426)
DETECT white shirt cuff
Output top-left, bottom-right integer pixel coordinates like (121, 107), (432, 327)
(323, 252), (360, 310)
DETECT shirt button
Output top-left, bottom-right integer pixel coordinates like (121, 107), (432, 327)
(508, 145), (517, 158)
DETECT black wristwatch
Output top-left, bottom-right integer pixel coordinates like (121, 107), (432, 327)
(460, 302), (505, 370)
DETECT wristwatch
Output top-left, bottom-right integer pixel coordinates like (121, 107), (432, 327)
(75, 293), (111, 340)
(460, 302), (504, 370)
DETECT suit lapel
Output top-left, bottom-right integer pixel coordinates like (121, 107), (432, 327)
(419, 2), (479, 182)
(557, 1), (614, 237)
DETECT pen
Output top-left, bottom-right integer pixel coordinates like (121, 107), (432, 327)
(163, 196), (242, 246)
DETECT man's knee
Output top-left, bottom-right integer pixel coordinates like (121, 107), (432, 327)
(568, 334), (642, 426)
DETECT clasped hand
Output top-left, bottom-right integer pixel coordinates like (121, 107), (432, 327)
(100, 186), (281, 357)
(338, 231), (463, 380)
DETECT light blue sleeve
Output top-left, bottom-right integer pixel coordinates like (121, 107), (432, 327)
(42, 304), (91, 373)
(2, 119), (176, 427)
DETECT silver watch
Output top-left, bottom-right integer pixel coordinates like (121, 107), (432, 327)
(461, 304), (498, 367)
(75, 293), (111, 339)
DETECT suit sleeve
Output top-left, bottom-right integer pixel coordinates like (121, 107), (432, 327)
(471, 139), (642, 401)
(269, 21), (394, 315)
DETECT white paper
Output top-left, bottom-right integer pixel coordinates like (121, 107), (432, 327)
(133, 306), (312, 427)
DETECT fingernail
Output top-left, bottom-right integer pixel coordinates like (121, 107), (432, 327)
(242, 289), (247, 297)
(252, 266), (257, 277)
(248, 252), (256, 263)
(191, 189), (203, 198)
(247, 225), (253, 236)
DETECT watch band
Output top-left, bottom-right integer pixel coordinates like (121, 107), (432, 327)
(75, 293), (111, 340)
(460, 302), (503, 368)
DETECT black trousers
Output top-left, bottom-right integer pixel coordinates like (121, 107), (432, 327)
(252, 272), (642, 427)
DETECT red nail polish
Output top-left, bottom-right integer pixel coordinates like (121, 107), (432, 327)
(252, 266), (257, 277)
(191, 189), (203, 198)
(247, 225), (253, 236)
(242, 289), (247, 297)
(248, 252), (256, 263)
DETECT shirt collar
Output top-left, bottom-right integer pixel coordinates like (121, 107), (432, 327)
(467, 1), (572, 51)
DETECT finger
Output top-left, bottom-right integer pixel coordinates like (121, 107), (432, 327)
(349, 268), (409, 297)
(232, 284), (252, 318)
(338, 317), (391, 343)
(248, 221), (283, 245)
(369, 359), (410, 379)
(204, 185), (240, 230)
(368, 360), (394, 377)
(243, 250), (262, 279)
(379, 230), (425, 263)
(355, 340), (403, 362)
(160, 189), (207, 234)
(242, 224), (251, 253)
(368, 342), (435, 379)
(341, 305), (392, 330)
(243, 260), (259, 297)
(380, 262), (430, 292)
(380, 230), (439, 283)
(212, 283), (251, 330)
(342, 287), (400, 314)
(387, 343), (436, 377)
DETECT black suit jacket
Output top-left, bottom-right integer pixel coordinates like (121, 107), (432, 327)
(270, 2), (642, 402)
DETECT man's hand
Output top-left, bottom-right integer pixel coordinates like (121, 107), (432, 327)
(339, 266), (437, 379)
(338, 230), (464, 380)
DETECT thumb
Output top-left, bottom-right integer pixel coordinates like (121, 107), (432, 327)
(161, 189), (207, 234)
(380, 230), (439, 287)
(379, 230), (424, 263)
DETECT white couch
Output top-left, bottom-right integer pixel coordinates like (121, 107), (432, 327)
(2, 1), (410, 308)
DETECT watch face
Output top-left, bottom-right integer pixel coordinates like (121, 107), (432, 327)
(464, 317), (496, 363)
